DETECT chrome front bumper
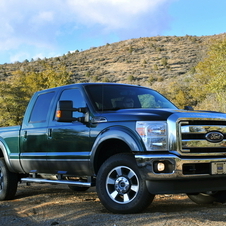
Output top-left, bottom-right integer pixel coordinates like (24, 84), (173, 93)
(135, 154), (226, 180)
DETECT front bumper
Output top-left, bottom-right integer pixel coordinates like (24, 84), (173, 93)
(135, 154), (226, 194)
(135, 153), (226, 179)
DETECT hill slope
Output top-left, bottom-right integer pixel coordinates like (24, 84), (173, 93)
(0, 33), (225, 84)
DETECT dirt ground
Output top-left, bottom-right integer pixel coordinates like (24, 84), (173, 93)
(1, 183), (226, 226)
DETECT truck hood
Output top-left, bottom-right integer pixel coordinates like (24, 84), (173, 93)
(100, 108), (226, 122)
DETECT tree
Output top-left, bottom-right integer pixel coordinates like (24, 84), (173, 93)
(127, 75), (135, 82)
(190, 38), (226, 111)
(0, 81), (27, 126)
(162, 80), (192, 109)
(0, 63), (72, 126)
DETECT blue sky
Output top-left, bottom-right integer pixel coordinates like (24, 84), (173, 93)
(0, 0), (225, 64)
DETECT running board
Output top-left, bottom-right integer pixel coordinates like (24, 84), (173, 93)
(21, 178), (91, 187)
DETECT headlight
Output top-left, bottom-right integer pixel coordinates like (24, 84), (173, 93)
(136, 121), (168, 151)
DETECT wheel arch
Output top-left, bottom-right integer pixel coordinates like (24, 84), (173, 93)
(90, 126), (144, 174)
(0, 139), (15, 172)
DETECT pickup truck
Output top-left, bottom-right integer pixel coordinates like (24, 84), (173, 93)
(1, 82), (226, 213)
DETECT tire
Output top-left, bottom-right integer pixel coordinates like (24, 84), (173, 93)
(68, 185), (89, 192)
(187, 191), (226, 204)
(96, 153), (155, 214)
(0, 158), (18, 200)
(66, 176), (90, 192)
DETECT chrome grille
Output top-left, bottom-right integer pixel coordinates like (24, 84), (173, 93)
(179, 120), (226, 156)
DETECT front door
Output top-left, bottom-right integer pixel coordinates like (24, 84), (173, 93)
(47, 88), (91, 175)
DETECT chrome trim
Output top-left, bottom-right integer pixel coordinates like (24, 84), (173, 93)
(135, 153), (226, 180)
(181, 125), (226, 133)
(21, 177), (91, 187)
(181, 139), (226, 148)
(167, 112), (226, 156)
(46, 159), (89, 162)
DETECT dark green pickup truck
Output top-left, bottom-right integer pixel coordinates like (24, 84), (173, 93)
(1, 83), (226, 213)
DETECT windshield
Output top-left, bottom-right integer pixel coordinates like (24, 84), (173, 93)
(85, 84), (177, 111)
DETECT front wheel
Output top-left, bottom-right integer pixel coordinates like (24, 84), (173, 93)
(96, 153), (155, 214)
(187, 191), (226, 204)
(0, 158), (18, 200)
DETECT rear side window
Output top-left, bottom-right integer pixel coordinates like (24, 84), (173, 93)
(29, 92), (55, 123)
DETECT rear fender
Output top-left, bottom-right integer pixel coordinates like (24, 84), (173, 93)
(0, 140), (16, 172)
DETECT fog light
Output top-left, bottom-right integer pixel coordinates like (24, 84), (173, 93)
(153, 160), (174, 173)
(157, 162), (165, 172)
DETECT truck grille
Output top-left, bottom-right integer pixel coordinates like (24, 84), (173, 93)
(179, 120), (226, 156)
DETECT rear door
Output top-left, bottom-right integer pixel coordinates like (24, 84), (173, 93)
(20, 91), (55, 173)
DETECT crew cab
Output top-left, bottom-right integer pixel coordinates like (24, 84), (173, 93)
(1, 83), (226, 213)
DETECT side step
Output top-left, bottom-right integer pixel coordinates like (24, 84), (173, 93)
(21, 178), (91, 187)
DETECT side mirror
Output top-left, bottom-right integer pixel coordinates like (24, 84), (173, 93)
(56, 101), (88, 122)
(56, 101), (75, 122)
(184, 106), (194, 111)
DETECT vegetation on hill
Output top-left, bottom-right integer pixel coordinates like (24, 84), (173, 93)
(154, 36), (226, 112)
(0, 33), (225, 126)
(0, 64), (71, 126)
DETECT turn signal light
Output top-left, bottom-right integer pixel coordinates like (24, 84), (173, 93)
(56, 110), (61, 118)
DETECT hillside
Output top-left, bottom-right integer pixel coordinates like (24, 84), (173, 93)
(0, 33), (225, 85)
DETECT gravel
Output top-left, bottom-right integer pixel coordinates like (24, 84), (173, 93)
(1, 183), (226, 226)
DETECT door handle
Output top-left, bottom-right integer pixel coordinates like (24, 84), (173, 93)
(48, 128), (52, 139)
(23, 131), (27, 141)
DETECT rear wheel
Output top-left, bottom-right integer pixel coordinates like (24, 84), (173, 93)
(0, 158), (18, 200)
(187, 191), (226, 204)
(96, 153), (155, 214)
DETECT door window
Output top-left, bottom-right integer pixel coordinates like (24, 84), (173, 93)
(59, 88), (86, 118)
(29, 92), (55, 123)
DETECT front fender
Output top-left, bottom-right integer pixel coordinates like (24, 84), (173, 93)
(90, 126), (145, 167)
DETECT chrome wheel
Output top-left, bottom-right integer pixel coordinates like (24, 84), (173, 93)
(96, 153), (155, 213)
(106, 166), (139, 204)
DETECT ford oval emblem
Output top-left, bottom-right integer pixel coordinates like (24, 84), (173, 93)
(205, 131), (224, 143)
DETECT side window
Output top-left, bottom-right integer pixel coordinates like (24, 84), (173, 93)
(59, 88), (86, 118)
(138, 94), (157, 108)
(138, 94), (168, 108)
(29, 92), (55, 123)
